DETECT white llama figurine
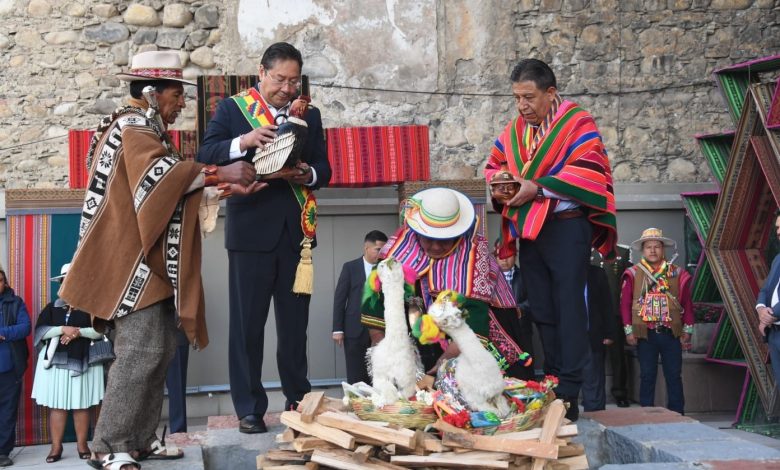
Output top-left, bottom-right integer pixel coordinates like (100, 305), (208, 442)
(366, 258), (422, 407)
(428, 292), (511, 417)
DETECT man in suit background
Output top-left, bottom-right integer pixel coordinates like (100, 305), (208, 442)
(581, 260), (616, 412)
(756, 209), (780, 389)
(495, 242), (536, 380)
(197, 42), (331, 434)
(332, 230), (388, 384)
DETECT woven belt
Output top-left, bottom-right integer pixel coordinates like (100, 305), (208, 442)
(551, 209), (584, 220)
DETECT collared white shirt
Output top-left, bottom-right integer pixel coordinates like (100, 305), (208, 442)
(228, 93), (318, 186)
(363, 257), (374, 278)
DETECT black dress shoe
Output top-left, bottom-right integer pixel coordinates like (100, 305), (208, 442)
(239, 415), (268, 434)
(0, 455), (12, 467)
(615, 398), (630, 408)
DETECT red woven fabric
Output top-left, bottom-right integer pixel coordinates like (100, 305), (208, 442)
(68, 130), (197, 188)
(325, 125), (430, 187)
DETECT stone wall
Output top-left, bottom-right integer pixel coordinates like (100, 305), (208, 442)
(0, 0), (777, 188)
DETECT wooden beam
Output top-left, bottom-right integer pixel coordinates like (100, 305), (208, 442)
(352, 445), (375, 463)
(550, 454), (589, 470)
(297, 391), (326, 423)
(310, 448), (406, 470)
(390, 454), (510, 468)
(498, 424), (578, 441)
(293, 437), (333, 452)
(557, 443), (585, 458)
(429, 450), (512, 461)
(275, 427), (296, 443)
(531, 399), (566, 470)
(281, 411), (356, 450)
(442, 432), (558, 460)
(315, 411), (416, 448)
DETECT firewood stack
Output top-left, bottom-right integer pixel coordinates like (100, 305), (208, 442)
(256, 392), (588, 470)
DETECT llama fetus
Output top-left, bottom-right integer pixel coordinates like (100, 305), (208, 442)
(367, 258), (422, 407)
(428, 291), (511, 417)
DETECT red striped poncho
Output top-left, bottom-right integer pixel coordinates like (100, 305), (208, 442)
(485, 100), (617, 260)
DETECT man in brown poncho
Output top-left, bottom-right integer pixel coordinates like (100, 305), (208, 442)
(59, 51), (256, 470)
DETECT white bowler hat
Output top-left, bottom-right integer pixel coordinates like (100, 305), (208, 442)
(116, 51), (195, 85)
(404, 188), (475, 240)
(630, 227), (676, 251)
(50, 263), (71, 281)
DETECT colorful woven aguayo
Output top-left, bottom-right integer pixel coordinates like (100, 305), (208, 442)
(196, 74), (259, 142)
(68, 129), (198, 189)
(4, 189), (88, 446)
(325, 125), (430, 187)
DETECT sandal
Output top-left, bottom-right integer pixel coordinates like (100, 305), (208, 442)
(78, 445), (91, 460)
(140, 426), (183, 461)
(86, 440), (141, 470)
(45, 446), (62, 463)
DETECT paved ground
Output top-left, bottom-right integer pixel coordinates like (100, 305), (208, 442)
(7, 404), (780, 469)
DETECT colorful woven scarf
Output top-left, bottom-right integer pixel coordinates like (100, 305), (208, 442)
(485, 99), (617, 259)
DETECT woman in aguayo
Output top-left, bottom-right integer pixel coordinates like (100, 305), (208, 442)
(361, 187), (533, 381)
(31, 263), (106, 463)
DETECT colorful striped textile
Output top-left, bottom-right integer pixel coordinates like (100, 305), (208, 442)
(713, 54), (780, 125)
(5, 189), (84, 445)
(325, 126), (430, 187)
(196, 75), (258, 143)
(768, 79), (780, 130)
(694, 132), (734, 186)
(68, 129), (198, 188)
(707, 82), (780, 416)
(485, 100), (617, 260)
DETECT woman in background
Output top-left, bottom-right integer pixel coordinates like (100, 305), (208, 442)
(31, 263), (105, 463)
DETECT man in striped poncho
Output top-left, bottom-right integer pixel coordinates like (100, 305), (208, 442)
(484, 58), (617, 422)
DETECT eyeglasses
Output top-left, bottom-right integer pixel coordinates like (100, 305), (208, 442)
(264, 73), (301, 89)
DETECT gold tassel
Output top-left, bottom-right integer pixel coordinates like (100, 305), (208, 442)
(292, 237), (314, 295)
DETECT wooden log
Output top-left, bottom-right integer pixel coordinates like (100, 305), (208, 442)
(432, 419), (469, 434)
(390, 454), (510, 468)
(281, 411), (356, 450)
(304, 463), (320, 470)
(352, 445), (375, 463)
(321, 396), (350, 413)
(276, 427), (296, 443)
(293, 437), (333, 452)
(315, 411), (416, 448)
(442, 432), (558, 460)
(422, 433), (448, 453)
(557, 443), (585, 458)
(310, 448), (406, 470)
(549, 454), (589, 470)
(266, 450), (308, 463)
(429, 450), (512, 461)
(498, 424), (578, 441)
(381, 444), (397, 456)
(297, 391), (326, 423)
(257, 455), (304, 469)
(531, 400), (566, 470)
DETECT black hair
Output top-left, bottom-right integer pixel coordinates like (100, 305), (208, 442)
(261, 42), (303, 70)
(0, 270), (7, 286)
(129, 79), (181, 99)
(510, 58), (557, 90)
(364, 230), (388, 244)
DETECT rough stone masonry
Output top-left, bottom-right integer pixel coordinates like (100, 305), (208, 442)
(0, 0), (778, 188)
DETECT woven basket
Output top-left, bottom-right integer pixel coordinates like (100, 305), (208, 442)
(349, 397), (438, 430)
(469, 394), (552, 435)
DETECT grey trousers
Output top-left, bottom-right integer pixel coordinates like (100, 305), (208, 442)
(92, 299), (178, 453)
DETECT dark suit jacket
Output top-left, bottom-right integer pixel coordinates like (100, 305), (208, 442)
(333, 257), (367, 338)
(196, 87), (331, 252)
(758, 254), (780, 318)
(509, 266), (532, 317)
(587, 264), (617, 352)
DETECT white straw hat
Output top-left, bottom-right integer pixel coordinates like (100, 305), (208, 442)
(404, 188), (475, 240)
(50, 263), (71, 281)
(630, 227), (676, 251)
(116, 50), (195, 85)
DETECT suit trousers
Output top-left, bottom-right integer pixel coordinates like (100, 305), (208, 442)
(769, 328), (780, 392)
(344, 329), (371, 385)
(581, 348), (606, 411)
(228, 234), (312, 419)
(0, 370), (21, 456)
(165, 329), (189, 434)
(518, 215), (592, 398)
(92, 299), (178, 453)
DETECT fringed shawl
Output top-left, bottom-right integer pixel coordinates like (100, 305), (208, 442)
(380, 224), (516, 309)
(33, 300), (92, 376)
(59, 100), (208, 348)
(485, 99), (617, 259)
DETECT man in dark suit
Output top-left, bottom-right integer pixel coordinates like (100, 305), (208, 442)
(332, 230), (388, 384)
(197, 42), (331, 434)
(495, 244), (536, 380)
(756, 210), (780, 389)
(581, 261), (616, 412)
